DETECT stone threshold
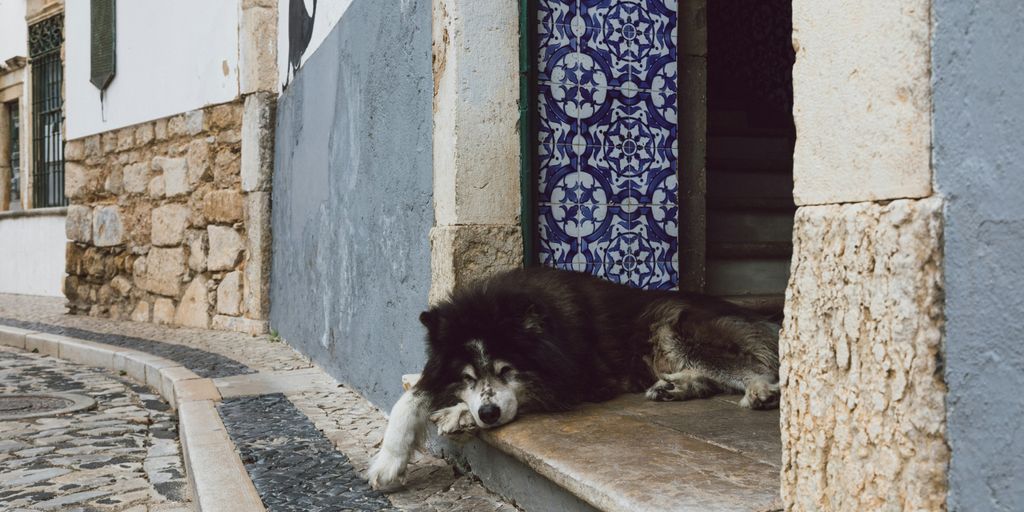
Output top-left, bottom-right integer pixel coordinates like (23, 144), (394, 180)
(0, 324), (263, 512)
(444, 391), (784, 512)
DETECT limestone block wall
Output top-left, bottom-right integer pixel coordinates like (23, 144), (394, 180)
(780, 199), (948, 511)
(63, 100), (270, 334)
(782, 0), (949, 509)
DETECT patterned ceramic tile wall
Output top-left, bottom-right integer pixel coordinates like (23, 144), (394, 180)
(536, 0), (678, 289)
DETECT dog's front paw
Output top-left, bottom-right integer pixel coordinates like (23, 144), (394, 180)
(739, 380), (780, 410)
(645, 379), (677, 401)
(368, 448), (408, 490)
(430, 403), (477, 436)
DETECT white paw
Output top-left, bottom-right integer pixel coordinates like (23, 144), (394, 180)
(368, 448), (408, 490)
(430, 403), (477, 436)
(740, 380), (780, 410)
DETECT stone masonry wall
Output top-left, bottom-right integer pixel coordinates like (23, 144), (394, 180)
(63, 99), (271, 334)
(780, 198), (948, 511)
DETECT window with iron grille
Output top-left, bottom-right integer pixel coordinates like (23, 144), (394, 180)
(7, 102), (20, 208)
(29, 14), (66, 208)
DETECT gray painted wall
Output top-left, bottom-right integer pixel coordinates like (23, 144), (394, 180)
(933, 1), (1024, 509)
(271, 0), (432, 409)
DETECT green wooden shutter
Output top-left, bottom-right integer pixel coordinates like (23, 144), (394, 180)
(90, 0), (116, 91)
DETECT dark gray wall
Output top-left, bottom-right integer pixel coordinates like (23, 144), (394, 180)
(933, 1), (1024, 509)
(271, 0), (432, 409)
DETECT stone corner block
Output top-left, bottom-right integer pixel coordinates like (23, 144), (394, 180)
(241, 92), (277, 192)
(780, 196), (946, 511)
(428, 224), (523, 305)
(791, 0), (932, 205)
(65, 205), (93, 243)
(207, 225), (244, 271)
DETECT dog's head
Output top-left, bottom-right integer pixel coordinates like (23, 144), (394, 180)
(416, 287), (572, 429)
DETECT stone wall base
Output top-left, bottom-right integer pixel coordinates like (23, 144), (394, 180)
(780, 197), (948, 511)
(428, 224), (522, 305)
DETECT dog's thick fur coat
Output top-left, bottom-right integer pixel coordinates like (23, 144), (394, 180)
(369, 267), (780, 489)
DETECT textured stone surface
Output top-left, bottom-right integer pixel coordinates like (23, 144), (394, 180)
(203, 189), (243, 224)
(243, 192), (270, 321)
(66, 205), (93, 243)
(241, 93), (276, 192)
(428, 224), (523, 305)
(151, 204), (191, 247)
(153, 298), (175, 325)
(92, 205), (125, 247)
(239, 6), (278, 95)
(208, 226), (243, 271)
(0, 345), (190, 511)
(791, 0), (932, 205)
(153, 157), (189, 198)
(123, 162), (151, 194)
(64, 100), (263, 334)
(780, 198), (947, 511)
(174, 276), (210, 329)
(217, 271), (242, 316)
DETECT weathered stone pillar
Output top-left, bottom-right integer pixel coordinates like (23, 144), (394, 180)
(221, 0), (278, 334)
(429, 0), (523, 304)
(782, 1), (949, 510)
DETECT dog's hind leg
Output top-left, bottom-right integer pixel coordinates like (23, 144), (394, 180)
(645, 368), (725, 402)
(739, 375), (780, 409)
(369, 390), (429, 489)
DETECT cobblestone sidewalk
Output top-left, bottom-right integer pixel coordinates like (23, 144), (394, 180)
(0, 345), (190, 511)
(0, 294), (519, 512)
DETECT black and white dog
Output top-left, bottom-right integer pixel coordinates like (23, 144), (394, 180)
(369, 267), (780, 489)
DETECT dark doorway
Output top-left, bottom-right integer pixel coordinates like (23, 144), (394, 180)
(705, 0), (795, 312)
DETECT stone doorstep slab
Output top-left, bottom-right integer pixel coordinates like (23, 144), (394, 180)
(0, 323), (256, 512)
(179, 400), (266, 512)
(473, 394), (783, 512)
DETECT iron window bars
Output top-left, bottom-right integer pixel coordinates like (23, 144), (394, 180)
(8, 102), (20, 206)
(29, 14), (66, 208)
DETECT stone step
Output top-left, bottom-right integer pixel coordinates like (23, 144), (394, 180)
(441, 393), (783, 512)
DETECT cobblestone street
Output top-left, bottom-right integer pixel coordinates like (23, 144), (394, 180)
(0, 294), (519, 512)
(0, 346), (190, 511)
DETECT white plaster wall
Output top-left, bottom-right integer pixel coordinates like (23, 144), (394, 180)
(65, 0), (240, 139)
(0, 214), (66, 297)
(0, 0), (27, 63)
(277, 0), (354, 87)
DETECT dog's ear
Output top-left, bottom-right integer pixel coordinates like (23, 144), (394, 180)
(417, 309), (438, 329)
(419, 308), (443, 333)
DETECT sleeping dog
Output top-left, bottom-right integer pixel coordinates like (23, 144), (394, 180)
(369, 266), (780, 489)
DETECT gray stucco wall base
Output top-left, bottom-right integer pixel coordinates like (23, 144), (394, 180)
(934, 1), (1024, 509)
(271, 0), (432, 409)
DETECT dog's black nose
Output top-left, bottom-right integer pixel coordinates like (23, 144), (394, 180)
(478, 404), (501, 425)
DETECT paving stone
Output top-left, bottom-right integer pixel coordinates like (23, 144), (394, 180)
(0, 346), (190, 510)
